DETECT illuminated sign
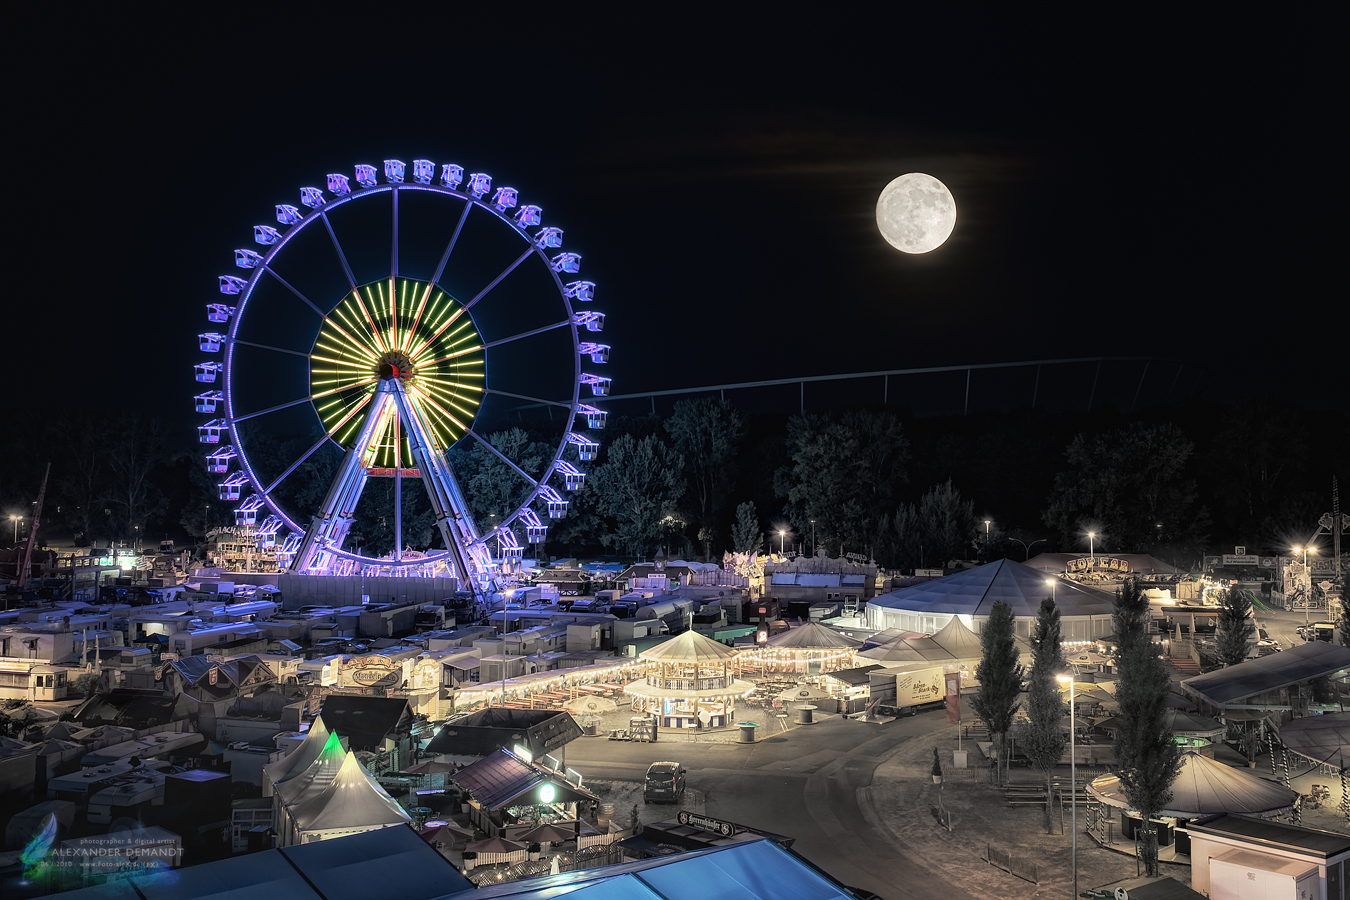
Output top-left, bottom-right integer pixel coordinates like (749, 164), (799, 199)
(677, 810), (737, 836)
(1066, 557), (1130, 573)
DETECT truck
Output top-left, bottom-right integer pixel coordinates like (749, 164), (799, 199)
(868, 665), (951, 715)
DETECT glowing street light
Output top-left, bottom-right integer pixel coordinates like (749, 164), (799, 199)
(1046, 578), (1057, 603)
(779, 530), (786, 555)
(1057, 673), (1078, 900)
(810, 519), (816, 557)
(1087, 531), (1096, 566)
(10, 516), (22, 545)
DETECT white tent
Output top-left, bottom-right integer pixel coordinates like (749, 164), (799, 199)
(285, 750), (411, 846)
(262, 715), (330, 798)
(1088, 751), (1297, 818)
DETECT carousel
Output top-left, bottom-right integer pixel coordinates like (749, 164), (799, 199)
(624, 631), (755, 731)
(743, 622), (862, 678)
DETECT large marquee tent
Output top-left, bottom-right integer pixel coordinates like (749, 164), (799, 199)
(866, 558), (1117, 640)
(1088, 751), (1297, 818)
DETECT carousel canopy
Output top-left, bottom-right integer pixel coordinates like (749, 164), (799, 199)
(764, 622), (862, 650)
(1094, 710), (1223, 738)
(640, 630), (739, 663)
(1278, 712), (1350, 766)
(264, 715), (331, 791)
(869, 558), (1117, 618)
(1088, 751), (1297, 818)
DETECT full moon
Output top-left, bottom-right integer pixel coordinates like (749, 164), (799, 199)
(876, 173), (957, 254)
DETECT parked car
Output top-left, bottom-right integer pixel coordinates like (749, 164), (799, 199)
(643, 761), (687, 804)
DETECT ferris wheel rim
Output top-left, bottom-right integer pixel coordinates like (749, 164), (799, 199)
(205, 167), (598, 570)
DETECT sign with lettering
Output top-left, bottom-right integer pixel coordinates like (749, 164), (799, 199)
(945, 672), (961, 724)
(677, 810), (738, 836)
(345, 656), (401, 689)
(1067, 557), (1130, 573)
(1222, 555), (1260, 567)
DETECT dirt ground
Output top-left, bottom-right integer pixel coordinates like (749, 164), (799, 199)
(863, 723), (1195, 899)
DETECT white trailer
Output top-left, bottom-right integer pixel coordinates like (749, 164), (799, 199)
(1209, 848), (1319, 900)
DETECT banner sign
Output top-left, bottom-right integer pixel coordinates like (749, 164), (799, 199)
(945, 672), (961, 724)
(1067, 557), (1130, 573)
(678, 810), (738, 836)
(1222, 555), (1260, 567)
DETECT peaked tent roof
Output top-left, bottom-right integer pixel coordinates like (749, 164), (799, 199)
(640, 630), (738, 663)
(275, 731), (347, 804)
(764, 622), (861, 650)
(1088, 751), (1296, 817)
(1181, 642), (1350, 707)
(869, 558), (1116, 618)
(289, 750), (411, 832)
(859, 615), (993, 664)
(264, 716), (331, 790)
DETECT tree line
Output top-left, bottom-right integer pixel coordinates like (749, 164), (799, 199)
(0, 396), (1342, 565)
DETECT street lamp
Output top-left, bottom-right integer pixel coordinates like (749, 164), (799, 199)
(1087, 532), (1096, 566)
(1008, 538), (1045, 561)
(1057, 673), (1077, 900)
(984, 520), (992, 554)
(779, 530), (786, 555)
(1046, 578), (1057, 603)
(810, 519), (816, 557)
(10, 516), (22, 545)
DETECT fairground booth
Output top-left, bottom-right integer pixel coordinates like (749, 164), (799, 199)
(449, 746), (601, 844)
(624, 631), (755, 731)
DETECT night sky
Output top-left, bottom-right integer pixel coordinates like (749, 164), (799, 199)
(10, 11), (1342, 430)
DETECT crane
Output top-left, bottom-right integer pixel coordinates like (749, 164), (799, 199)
(17, 463), (50, 591)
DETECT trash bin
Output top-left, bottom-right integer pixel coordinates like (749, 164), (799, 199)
(736, 722), (759, 743)
(795, 705), (817, 725)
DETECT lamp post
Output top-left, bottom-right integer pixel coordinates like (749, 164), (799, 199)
(779, 530), (786, 555)
(1007, 537), (1045, 561)
(810, 519), (816, 557)
(10, 516), (21, 545)
(1046, 578), (1057, 604)
(1057, 673), (1077, 900)
(984, 520), (992, 557)
(1088, 532), (1096, 567)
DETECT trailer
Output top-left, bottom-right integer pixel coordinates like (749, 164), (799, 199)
(868, 665), (951, 715)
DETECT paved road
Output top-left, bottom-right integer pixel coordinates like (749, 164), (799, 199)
(566, 710), (979, 900)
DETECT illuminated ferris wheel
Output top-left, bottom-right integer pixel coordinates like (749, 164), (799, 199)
(192, 159), (610, 594)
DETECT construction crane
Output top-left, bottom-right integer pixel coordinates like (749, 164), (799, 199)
(17, 462), (50, 590)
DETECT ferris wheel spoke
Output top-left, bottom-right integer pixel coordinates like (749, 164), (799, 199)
(233, 395), (314, 423)
(233, 339), (311, 359)
(462, 246), (534, 313)
(264, 393), (374, 494)
(322, 213), (358, 289)
(481, 319), (570, 351)
(430, 200), (473, 286)
(484, 388), (572, 409)
(465, 428), (541, 488)
(262, 268), (326, 318)
(391, 188), (399, 277)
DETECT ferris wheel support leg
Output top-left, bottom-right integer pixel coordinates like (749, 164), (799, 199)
(290, 384), (394, 573)
(389, 382), (487, 596)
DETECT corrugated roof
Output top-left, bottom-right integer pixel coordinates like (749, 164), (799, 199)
(450, 747), (598, 810)
(1181, 642), (1350, 707)
(1188, 813), (1350, 857)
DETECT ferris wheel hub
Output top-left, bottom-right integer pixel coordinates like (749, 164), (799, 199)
(377, 351), (414, 381)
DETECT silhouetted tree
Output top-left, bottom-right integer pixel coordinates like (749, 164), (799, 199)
(1215, 586), (1255, 667)
(973, 601), (1023, 785)
(588, 434), (684, 556)
(919, 480), (977, 564)
(730, 501), (762, 554)
(1021, 597), (1066, 832)
(666, 398), (744, 537)
(1112, 578), (1182, 877)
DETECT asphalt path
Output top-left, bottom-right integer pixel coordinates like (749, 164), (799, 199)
(566, 710), (979, 900)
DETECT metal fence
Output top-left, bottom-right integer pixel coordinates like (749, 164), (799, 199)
(468, 844), (627, 887)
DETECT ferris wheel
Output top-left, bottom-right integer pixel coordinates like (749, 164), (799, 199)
(193, 158), (610, 595)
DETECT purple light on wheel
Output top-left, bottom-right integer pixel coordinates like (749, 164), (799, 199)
(413, 160), (435, 184)
(564, 280), (594, 302)
(555, 460), (586, 491)
(199, 333), (226, 353)
(194, 362), (221, 383)
(515, 205), (542, 227)
(195, 391), (223, 413)
(491, 186), (518, 210)
(576, 404), (608, 429)
(567, 433), (599, 461)
(539, 485), (568, 519)
(355, 164), (378, 187)
(254, 225), (281, 245)
(300, 187), (326, 208)
(580, 373), (611, 396)
(276, 204), (304, 225)
(206, 303), (235, 323)
(467, 172), (491, 197)
(219, 275), (246, 295)
(198, 418), (227, 443)
(551, 252), (581, 274)
(578, 342), (609, 363)
(440, 164), (464, 188)
(535, 227), (563, 249)
(327, 173), (351, 195)
(383, 159), (405, 183)
(234, 249), (263, 269)
(573, 311), (604, 333)
(206, 446), (236, 474)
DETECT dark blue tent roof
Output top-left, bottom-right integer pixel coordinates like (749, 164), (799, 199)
(869, 559), (1116, 617)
